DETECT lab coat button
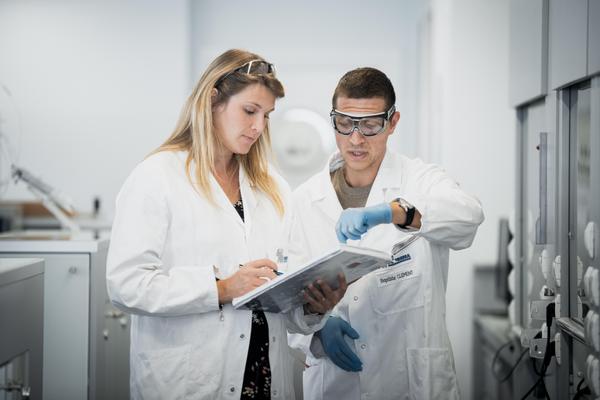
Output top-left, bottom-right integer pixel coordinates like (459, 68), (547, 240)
(229, 386), (235, 392)
(360, 344), (366, 350)
(272, 389), (278, 396)
(240, 334), (245, 339)
(353, 296), (359, 301)
(272, 336), (276, 342)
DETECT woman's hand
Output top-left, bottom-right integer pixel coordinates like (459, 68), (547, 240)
(302, 273), (348, 314)
(217, 258), (278, 304)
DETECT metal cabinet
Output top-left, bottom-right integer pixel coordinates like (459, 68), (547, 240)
(589, 0), (600, 76)
(557, 77), (600, 398)
(509, 1), (600, 397)
(509, 0), (548, 106)
(0, 232), (129, 400)
(512, 79), (600, 399)
(0, 258), (44, 400)
(549, 0), (589, 89)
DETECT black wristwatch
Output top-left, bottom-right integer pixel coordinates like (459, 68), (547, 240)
(394, 198), (416, 229)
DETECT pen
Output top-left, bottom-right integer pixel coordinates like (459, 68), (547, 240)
(239, 264), (283, 276)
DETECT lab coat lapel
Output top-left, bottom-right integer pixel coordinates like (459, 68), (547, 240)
(239, 166), (258, 237)
(208, 171), (245, 230)
(185, 154), (244, 229)
(365, 150), (403, 206)
(308, 154), (343, 224)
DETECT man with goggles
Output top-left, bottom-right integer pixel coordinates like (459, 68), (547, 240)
(288, 68), (484, 400)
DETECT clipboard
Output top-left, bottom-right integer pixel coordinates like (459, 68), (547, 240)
(232, 241), (416, 313)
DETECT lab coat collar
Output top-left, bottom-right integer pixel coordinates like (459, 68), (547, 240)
(306, 150), (403, 218)
(365, 150), (403, 205)
(212, 164), (259, 232)
(304, 154), (343, 223)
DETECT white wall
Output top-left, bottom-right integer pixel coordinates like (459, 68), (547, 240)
(0, 0), (190, 218)
(191, 0), (424, 187)
(424, 1), (514, 399)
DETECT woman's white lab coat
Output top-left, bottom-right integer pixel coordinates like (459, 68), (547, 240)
(107, 151), (323, 400)
(288, 151), (484, 400)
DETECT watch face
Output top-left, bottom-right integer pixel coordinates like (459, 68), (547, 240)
(396, 198), (412, 210)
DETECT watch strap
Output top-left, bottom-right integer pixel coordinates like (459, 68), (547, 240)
(394, 198), (416, 229)
(399, 205), (415, 228)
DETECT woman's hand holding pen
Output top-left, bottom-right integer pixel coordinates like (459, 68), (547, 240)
(216, 258), (279, 304)
(303, 274), (348, 315)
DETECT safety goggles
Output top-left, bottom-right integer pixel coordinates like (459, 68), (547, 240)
(216, 59), (276, 86)
(330, 105), (396, 137)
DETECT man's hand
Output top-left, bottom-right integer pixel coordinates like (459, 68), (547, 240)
(335, 202), (392, 243)
(303, 274), (347, 314)
(316, 316), (362, 372)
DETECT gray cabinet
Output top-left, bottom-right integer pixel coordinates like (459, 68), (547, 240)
(509, 0), (548, 106)
(549, 0), (588, 89)
(0, 233), (129, 400)
(0, 258), (44, 400)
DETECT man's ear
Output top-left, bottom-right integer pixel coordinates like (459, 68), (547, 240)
(388, 111), (401, 134)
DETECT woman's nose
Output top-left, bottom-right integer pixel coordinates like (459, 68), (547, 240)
(252, 115), (266, 134)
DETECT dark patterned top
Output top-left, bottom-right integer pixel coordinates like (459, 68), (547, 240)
(234, 199), (272, 400)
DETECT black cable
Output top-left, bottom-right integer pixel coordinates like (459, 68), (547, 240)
(491, 342), (529, 383)
(576, 378), (586, 392)
(520, 375), (544, 400)
(520, 303), (556, 400)
(573, 377), (591, 400)
(491, 341), (513, 377)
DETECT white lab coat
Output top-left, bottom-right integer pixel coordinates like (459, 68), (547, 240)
(107, 151), (323, 400)
(288, 151), (484, 400)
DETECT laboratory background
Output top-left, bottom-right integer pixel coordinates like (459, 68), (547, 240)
(0, 0), (599, 399)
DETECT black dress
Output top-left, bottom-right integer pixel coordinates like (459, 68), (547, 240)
(234, 199), (272, 400)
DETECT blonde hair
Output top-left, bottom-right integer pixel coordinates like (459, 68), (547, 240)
(153, 49), (285, 214)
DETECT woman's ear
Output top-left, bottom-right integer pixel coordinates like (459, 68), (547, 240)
(211, 88), (218, 98)
(211, 88), (221, 112)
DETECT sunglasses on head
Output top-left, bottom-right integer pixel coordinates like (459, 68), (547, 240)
(215, 59), (276, 87)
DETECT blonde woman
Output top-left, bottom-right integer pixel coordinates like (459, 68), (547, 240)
(106, 49), (346, 400)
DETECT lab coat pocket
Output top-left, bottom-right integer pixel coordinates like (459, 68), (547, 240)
(134, 345), (191, 400)
(368, 261), (424, 315)
(407, 348), (459, 400)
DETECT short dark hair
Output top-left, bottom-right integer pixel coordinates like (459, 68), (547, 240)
(332, 67), (395, 110)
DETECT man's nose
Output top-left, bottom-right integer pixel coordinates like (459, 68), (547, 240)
(349, 128), (365, 145)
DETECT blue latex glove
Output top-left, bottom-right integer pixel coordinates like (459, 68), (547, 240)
(335, 202), (392, 243)
(316, 317), (362, 372)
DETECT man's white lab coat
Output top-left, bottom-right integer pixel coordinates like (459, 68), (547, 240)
(107, 151), (323, 400)
(288, 151), (484, 400)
